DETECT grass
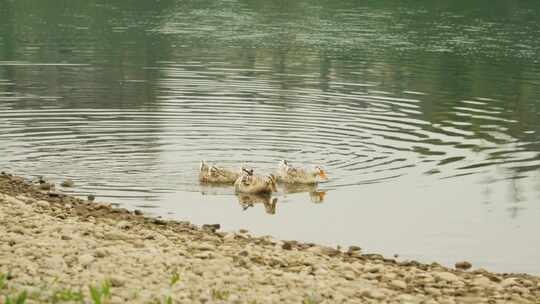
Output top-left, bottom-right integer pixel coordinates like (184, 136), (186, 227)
(50, 289), (84, 303)
(0, 273), (8, 290)
(302, 293), (321, 304)
(89, 280), (111, 304)
(4, 291), (27, 304)
(211, 289), (230, 301)
(170, 272), (181, 287)
(0, 272), (27, 304)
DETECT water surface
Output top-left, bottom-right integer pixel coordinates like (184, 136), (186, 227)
(1, 0), (540, 274)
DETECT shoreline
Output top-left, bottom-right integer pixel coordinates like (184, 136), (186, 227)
(0, 172), (539, 303)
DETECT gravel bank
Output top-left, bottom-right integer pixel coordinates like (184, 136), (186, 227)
(0, 173), (539, 303)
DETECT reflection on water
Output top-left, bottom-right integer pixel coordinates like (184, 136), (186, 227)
(1, 0), (540, 273)
(236, 193), (278, 215)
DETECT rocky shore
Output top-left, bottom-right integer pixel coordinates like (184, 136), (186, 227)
(0, 173), (539, 303)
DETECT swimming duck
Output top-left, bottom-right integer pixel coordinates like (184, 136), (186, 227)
(234, 170), (277, 194)
(199, 161), (251, 184)
(277, 160), (328, 184)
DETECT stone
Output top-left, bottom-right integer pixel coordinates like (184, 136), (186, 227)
(361, 289), (386, 300)
(434, 271), (460, 283)
(364, 264), (384, 273)
(391, 279), (407, 290)
(110, 275), (126, 287)
(79, 254), (94, 267)
(473, 276), (494, 289)
(95, 248), (108, 258)
(39, 182), (54, 190)
(61, 179), (75, 187)
(36, 200), (50, 208)
(501, 277), (519, 288)
(116, 221), (131, 230)
(455, 261), (472, 270)
(347, 245), (361, 253)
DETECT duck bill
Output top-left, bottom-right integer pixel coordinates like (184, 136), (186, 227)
(319, 170), (328, 180)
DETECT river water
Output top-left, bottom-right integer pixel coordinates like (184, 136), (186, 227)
(1, 0), (540, 273)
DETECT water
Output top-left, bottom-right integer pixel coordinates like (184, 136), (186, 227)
(1, 0), (540, 274)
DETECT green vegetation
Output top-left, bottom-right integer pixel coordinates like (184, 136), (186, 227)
(170, 271), (181, 287)
(302, 293), (320, 304)
(211, 289), (230, 301)
(0, 273), (8, 290)
(4, 291), (27, 304)
(50, 289), (84, 303)
(89, 280), (111, 304)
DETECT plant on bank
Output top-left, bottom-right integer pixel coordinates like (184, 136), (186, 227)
(89, 280), (111, 304)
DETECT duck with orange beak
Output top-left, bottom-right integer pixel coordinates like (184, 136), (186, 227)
(277, 160), (328, 184)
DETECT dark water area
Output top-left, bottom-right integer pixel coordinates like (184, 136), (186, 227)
(1, 0), (540, 273)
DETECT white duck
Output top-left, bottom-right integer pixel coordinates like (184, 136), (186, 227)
(277, 160), (328, 184)
(199, 161), (251, 184)
(234, 170), (277, 194)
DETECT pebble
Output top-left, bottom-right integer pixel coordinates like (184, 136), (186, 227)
(434, 271), (460, 283)
(391, 279), (407, 290)
(36, 200), (50, 208)
(362, 289), (386, 300)
(364, 264), (384, 273)
(61, 179), (75, 187)
(455, 261), (472, 270)
(501, 277), (520, 288)
(116, 221), (131, 230)
(79, 254), (95, 267)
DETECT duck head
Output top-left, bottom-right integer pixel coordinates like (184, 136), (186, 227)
(314, 166), (328, 181)
(266, 174), (278, 192)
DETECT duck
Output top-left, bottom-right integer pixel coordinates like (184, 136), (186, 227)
(234, 170), (277, 194)
(199, 161), (251, 184)
(277, 160), (328, 184)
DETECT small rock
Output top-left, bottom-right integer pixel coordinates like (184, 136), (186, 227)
(95, 248), (108, 258)
(87, 195), (95, 201)
(455, 261), (472, 270)
(39, 182), (54, 190)
(153, 218), (166, 225)
(116, 221), (131, 230)
(61, 179), (75, 187)
(282, 242), (293, 250)
(501, 277), (519, 288)
(434, 271), (460, 283)
(134, 209), (143, 215)
(390, 279), (407, 290)
(472, 276), (494, 289)
(36, 200), (50, 208)
(347, 245), (361, 254)
(361, 289), (386, 300)
(194, 252), (212, 259)
(79, 254), (94, 267)
(109, 275), (126, 287)
(202, 224), (220, 232)
(61, 235), (72, 241)
(364, 264), (384, 273)
(342, 271), (355, 280)
(48, 191), (61, 197)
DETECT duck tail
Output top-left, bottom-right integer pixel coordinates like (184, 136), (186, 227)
(200, 160), (209, 172)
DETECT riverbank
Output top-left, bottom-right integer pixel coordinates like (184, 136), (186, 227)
(0, 172), (539, 303)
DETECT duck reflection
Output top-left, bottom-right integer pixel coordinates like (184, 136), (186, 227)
(281, 183), (327, 204)
(236, 193), (278, 214)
